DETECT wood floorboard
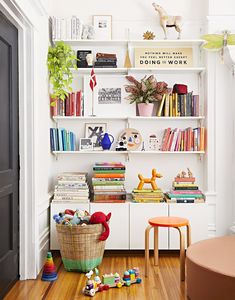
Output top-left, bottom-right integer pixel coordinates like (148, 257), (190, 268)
(4, 251), (186, 300)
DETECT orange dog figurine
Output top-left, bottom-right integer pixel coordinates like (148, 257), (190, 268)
(137, 169), (162, 190)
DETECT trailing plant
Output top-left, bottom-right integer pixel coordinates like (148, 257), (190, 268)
(47, 41), (77, 105)
(125, 75), (168, 104)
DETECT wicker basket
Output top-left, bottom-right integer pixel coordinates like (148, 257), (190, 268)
(56, 223), (106, 272)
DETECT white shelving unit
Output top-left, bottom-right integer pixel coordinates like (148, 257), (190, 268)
(50, 38), (208, 250)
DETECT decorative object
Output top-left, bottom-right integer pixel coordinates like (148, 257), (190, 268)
(86, 53), (94, 67)
(89, 68), (97, 116)
(93, 15), (112, 40)
(98, 133), (114, 150)
(125, 75), (168, 116)
(134, 47), (193, 68)
(137, 168), (162, 190)
(77, 50), (92, 68)
(143, 30), (156, 40)
(79, 138), (93, 151)
(89, 212), (112, 241)
(82, 267), (141, 296)
(173, 83), (188, 94)
(116, 128), (142, 151)
(41, 252), (57, 281)
(47, 41), (77, 105)
(148, 134), (159, 151)
(85, 123), (107, 150)
(82, 24), (95, 39)
(152, 3), (183, 39)
(98, 88), (121, 104)
(201, 30), (235, 61)
(124, 28), (132, 68)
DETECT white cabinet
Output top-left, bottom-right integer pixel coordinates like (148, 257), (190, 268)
(50, 202), (89, 249)
(90, 203), (129, 250)
(168, 203), (208, 249)
(130, 203), (168, 249)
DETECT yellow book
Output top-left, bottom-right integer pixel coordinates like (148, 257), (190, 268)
(200, 127), (205, 151)
(172, 93), (176, 116)
(157, 94), (166, 116)
(164, 94), (169, 116)
(169, 94), (173, 117)
(175, 93), (179, 116)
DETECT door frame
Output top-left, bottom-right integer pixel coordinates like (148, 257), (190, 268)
(0, 0), (39, 279)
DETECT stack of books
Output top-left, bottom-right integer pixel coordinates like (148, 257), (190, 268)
(165, 174), (205, 203)
(52, 172), (89, 203)
(132, 189), (165, 203)
(94, 53), (117, 68)
(50, 128), (76, 151)
(92, 162), (126, 202)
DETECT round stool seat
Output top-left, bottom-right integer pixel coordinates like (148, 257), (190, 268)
(148, 216), (189, 228)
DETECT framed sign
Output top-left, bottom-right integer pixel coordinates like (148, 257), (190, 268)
(134, 48), (193, 68)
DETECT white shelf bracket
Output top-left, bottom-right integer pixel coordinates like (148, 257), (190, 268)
(125, 152), (130, 162)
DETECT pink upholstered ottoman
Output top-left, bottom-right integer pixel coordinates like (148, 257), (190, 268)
(186, 236), (235, 300)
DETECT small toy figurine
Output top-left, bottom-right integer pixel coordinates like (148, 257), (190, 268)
(187, 168), (193, 178)
(137, 168), (162, 190)
(82, 267), (141, 297)
(143, 30), (156, 40)
(152, 3), (183, 39)
(181, 171), (186, 178)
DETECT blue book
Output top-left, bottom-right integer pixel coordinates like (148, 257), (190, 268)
(50, 128), (54, 151)
(58, 128), (63, 151)
(62, 129), (67, 151)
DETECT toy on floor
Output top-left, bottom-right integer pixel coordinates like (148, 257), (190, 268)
(89, 212), (111, 241)
(137, 168), (162, 190)
(41, 252), (57, 281)
(82, 267), (141, 296)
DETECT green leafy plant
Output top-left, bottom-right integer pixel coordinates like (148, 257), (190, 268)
(125, 75), (168, 104)
(47, 41), (77, 105)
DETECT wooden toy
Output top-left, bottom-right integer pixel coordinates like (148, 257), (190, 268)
(187, 168), (193, 178)
(152, 3), (183, 39)
(82, 267), (141, 297)
(137, 168), (162, 190)
(41, 252), (57, 281)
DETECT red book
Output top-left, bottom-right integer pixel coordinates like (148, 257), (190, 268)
(65, 94), (70, 116)
(50, 97), (57, 117)
(174, 177), (196, 183)
(167, 130), (175, 151)
(70, 92), (75, 116)
(161, 128), (171, 151)
(76, 91), (82, 116)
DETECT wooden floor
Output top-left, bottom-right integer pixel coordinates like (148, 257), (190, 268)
(4, 251), (186, 300)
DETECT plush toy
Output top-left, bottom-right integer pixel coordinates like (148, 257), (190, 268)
(89, 212), (111, 241)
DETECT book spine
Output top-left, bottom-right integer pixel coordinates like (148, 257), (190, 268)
(71, 16), (77, 40)
(76, 91), (81, 116)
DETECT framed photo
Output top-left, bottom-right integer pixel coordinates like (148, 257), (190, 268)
(85, 123), (107, 150)
(79, 138), (93, 151)
(93, 15), (112, 40)
(98, 88), (121, 104)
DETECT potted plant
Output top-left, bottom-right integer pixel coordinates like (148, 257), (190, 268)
(47, 41), (77, 106)
(125, 75), (168, 116)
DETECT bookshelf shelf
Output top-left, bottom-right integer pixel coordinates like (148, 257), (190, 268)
(71, 67), (205, 75)
(52, 116), (205, 122)
(52, 150), (205, 155)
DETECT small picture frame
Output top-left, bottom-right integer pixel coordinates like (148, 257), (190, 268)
(79, 138), (93, 151)
(93, 15), (112, 40)
(85, 123), (107, 150)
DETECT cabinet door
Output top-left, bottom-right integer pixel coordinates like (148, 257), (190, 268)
(90, 203), (129, 249)
(169, 203), (208, 249)
(130, 203), (168, 249)
(50, 203), (90, 250)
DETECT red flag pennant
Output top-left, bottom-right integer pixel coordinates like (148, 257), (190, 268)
(89, 68), (97, 91)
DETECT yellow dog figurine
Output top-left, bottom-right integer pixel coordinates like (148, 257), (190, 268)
(137, 169), (162, 190)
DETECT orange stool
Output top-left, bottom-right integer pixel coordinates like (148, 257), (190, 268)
(145, 216), (191, 281)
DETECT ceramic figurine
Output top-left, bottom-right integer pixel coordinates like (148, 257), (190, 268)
(98, 133), (114, 150)
(152, 3), (183, 39)
(137, 168), (162, 190)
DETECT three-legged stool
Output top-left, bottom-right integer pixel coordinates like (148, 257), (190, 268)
(145, 216), (191, 281)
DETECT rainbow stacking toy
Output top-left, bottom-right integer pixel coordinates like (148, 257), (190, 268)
(41, 252), (58, 281)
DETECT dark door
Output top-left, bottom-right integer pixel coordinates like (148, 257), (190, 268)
(0, 11), (19, 299)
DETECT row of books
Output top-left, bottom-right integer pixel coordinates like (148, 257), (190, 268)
(165, 175), (205, 203)
(94, 53), (117, 68)
(161, 127), (205, 152)
(92, 162), (127, 203)
(52, 172), (90, 203)
(52, 16), (83, 41)
(132, 189), (165, 203)
(157, 93), (200, 117)
(50, 128), (76, 151)
(50, 91), (83, 117)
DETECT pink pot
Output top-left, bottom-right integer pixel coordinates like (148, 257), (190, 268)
(137, 103), (154, 117)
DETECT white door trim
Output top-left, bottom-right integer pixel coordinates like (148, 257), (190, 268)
(0, 0), (37, 279)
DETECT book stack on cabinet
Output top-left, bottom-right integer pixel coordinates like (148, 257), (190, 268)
(132, 189), (165, 203)
(91, 162), (126, 203)
(52, 172), (90, 203)
(165, 173), (205, 203)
